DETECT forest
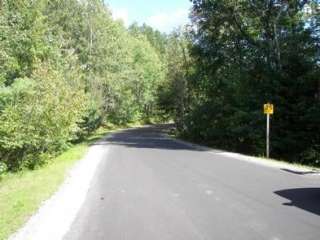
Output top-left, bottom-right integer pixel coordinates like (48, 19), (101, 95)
(0, 0), (319, 173)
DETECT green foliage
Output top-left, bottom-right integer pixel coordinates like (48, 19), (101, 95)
(164, 30), (193, 130)
(181, 0), (320, 165)
(0, 0), (168, 171)
(3, 0), (317, 171)
(0, 64), (86, 170)
(300, 145), (320, 167)
(0, 139), (93, 240)
(129, 23), (168, 56)
(0, 162), (8, 176)
(76, 102), (103, 141)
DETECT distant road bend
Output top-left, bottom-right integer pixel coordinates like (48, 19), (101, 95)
(64, 125), (320, 240)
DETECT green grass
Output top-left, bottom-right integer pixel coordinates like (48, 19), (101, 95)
(0, 125), (116, 240)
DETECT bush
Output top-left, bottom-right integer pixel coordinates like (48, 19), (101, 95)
(0, 161), (8, 176)
(75, 101), (102, 141)
(299, 145), (320, 167)
(0, 64), (87, 170)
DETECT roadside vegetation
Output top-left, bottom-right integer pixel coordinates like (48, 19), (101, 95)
(0, 2), (319, 237)
(0, 0), (318, 184)
(0, 125), (120, 240)
(163, 0), (320, 167)
(0, 0), (169, 172)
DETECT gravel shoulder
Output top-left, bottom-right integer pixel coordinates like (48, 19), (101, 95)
(9, 145), (108, 240)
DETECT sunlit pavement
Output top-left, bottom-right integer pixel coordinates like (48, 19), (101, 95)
(64, 125), (320, 240)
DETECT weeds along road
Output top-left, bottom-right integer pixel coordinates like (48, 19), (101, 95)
(64, 125), (320, 240)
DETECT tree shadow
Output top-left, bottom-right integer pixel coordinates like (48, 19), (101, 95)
(274, 188), (320, 216)
(90, 124), (210, 151)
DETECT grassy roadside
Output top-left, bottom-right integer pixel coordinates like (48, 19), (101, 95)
(0, 124), (125, 240)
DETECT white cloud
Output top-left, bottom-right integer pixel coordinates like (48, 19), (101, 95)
(112, 8), (129, 27)
(146, 9), (190, 33)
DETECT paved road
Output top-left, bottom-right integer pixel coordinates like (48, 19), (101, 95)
(64, 125), (320, 240)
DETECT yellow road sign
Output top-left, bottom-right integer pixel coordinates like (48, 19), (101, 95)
(264, 103), (274, 115)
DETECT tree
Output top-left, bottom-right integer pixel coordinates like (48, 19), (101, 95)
(0, 0), (172, 170)
(158, 29), (192, 129)
(186, 0), (320, 164)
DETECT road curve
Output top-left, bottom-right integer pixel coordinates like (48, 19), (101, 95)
(64, 125), (320, 240)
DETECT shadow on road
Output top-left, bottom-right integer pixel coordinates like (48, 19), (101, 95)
(275, 188), (320, 216)
(91, 124), (208, 151)
(281, 169), (320, 175)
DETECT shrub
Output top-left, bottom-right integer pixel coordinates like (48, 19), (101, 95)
(0, 161), (8, 176)
(0, 64), (87, 170)
(299, 145), (320, 167)
(75, 101), (102, 141)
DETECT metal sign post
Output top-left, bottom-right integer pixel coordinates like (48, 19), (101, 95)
(266, 114), (270, 158)
(264, 103), (274, 159)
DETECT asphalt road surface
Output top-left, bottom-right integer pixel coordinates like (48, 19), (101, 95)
(64, 125), (320, 240)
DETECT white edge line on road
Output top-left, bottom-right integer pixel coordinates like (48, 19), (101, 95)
(168, 137), (319, 174)
(9, 145), (108, 240)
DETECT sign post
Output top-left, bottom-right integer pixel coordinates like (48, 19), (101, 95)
(266, 114), (270, 158)
(264, 103), (274, 158)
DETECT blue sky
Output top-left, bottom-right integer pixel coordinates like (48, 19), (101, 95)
(105, 0), (192, 33)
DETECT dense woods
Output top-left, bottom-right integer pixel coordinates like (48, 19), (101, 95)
(0, 0), (319, 172)
(180, 0), (320, 166)
(0, 0), (168, 171)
